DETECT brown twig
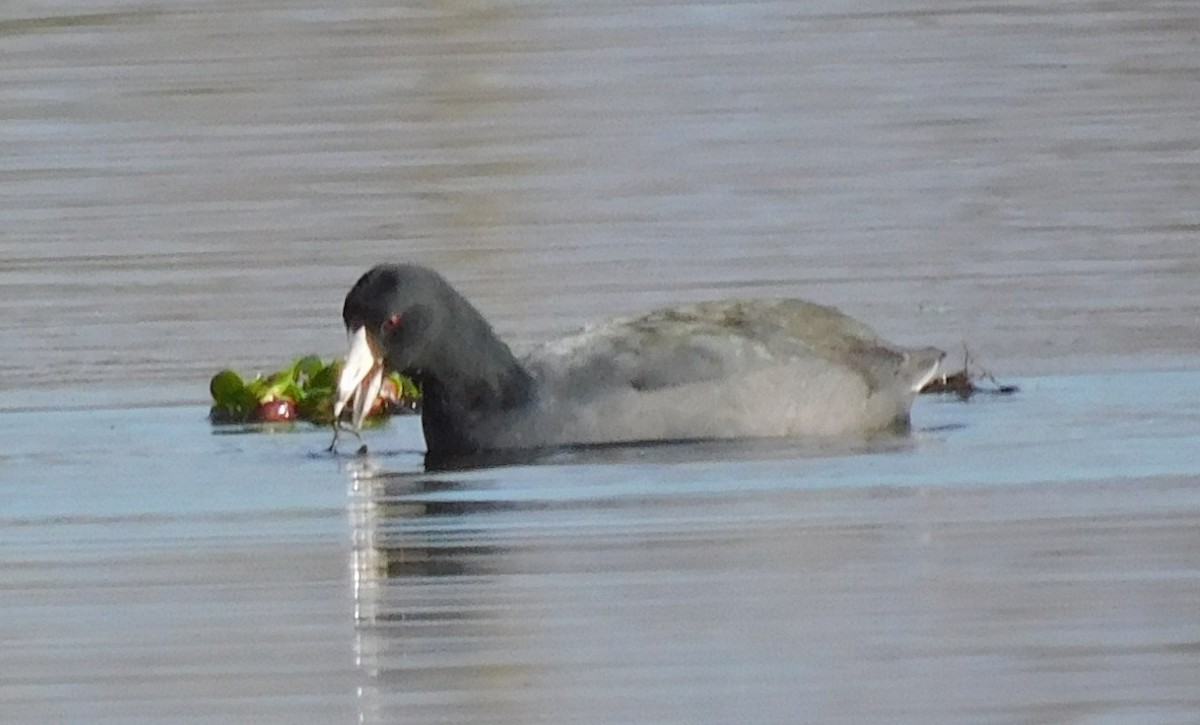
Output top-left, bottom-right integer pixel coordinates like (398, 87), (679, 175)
(920, 344), (1018, 400)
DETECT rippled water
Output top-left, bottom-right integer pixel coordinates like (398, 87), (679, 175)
(3, 0), (1200, 722)
(4, 0), (1200, 406)
(4, 374), (1200, 722)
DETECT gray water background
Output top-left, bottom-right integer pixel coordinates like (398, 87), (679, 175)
(2, 1), (1200, 722)
(4, 0), (1199, 406)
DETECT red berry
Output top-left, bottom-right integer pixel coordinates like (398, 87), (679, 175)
(255, 398), (296, 422)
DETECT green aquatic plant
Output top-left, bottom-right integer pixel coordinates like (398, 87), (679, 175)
(209, 355), (419, 425)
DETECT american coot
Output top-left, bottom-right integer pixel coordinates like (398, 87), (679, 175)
(334, 264), (944, 459)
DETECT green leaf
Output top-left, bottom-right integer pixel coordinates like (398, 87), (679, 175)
(245, 374), (268, 399)
(260, 369), (297, 401)
(296, 390), (334, 423)
(210, 369), (246, 406)
(308, 360), (339, 391)
(391, 372), (420, 401)
(294, 354), (324, 381)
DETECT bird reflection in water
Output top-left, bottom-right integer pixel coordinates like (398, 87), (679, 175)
(348, 460), (560, 723)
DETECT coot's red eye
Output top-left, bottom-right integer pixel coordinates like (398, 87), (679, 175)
(383, 313), (403, 331)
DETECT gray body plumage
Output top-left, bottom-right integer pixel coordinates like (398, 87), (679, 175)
(463, 299), (943, 450)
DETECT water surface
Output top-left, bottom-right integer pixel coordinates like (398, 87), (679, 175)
(3, 0), (1199, 406)
(4, 373), (1200, 722)
(3, 0), (1200, 722)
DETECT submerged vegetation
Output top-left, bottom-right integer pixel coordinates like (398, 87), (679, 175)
(209, 355), (419, 425)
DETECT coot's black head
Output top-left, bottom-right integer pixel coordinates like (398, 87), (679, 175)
(341, 264), (453, 373)
(332, 264), (458, 429)
(333, 263), (530, 435)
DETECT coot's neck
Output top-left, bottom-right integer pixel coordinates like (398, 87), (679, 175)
(412, 314), (535, 458)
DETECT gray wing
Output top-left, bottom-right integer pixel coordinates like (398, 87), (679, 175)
(523, 317), (740, 398)
(486, 298), (942, 447)
(522, 298), (938, 399)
